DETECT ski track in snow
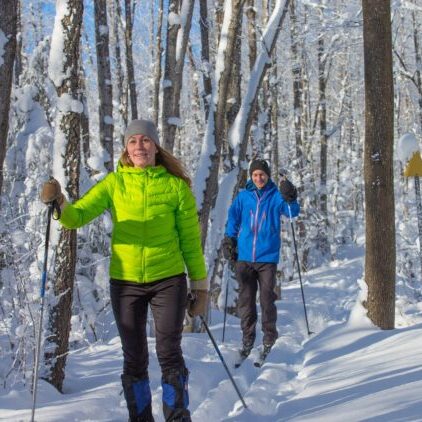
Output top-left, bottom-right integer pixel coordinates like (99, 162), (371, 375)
(3, 241), (422, 421)
(192, 244), (364, 422)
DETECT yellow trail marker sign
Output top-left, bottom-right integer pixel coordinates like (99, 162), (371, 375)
(403, 152), (422, 177)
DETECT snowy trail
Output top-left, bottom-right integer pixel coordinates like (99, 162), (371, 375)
(193, 244), (364, 421)
(3, 241), (422, 421)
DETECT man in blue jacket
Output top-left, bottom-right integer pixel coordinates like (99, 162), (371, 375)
(223, 159), (300, 361)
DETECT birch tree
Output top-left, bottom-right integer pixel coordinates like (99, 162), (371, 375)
(196, 0), (245, 246)
(196, 0), (291, 255)
(0, 0), (18, 197)
(362, 0), (395, 329)
(45, 0), (83, 391)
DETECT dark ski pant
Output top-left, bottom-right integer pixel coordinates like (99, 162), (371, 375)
(235, 261), (278, 347)
(110, 274), (191, 422)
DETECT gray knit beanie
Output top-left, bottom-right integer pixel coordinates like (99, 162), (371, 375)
(124, 119), (160, 146)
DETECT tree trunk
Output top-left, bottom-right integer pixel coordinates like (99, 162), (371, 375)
(362, 0), (395, 330)
(198, 0), (245, 247)
(199, 0), (212, 120)
(234, 0), (290, 189)
(317, 32), (330, 256)
(246, 0), (258, 156)
(111, 0), (128, 145)
(125, 0), (138, 120)
(152, 0), (164, 126)
(79, 70), (91, 175)
(94, 0), (114, 172)
(14, 0), (23, 84)
(45, 0), (83, 391)
(411, 10), (422, 130)
(0, 0), (18, 197)
(161, 0), (195, 152)
(222, 9), (242, 172)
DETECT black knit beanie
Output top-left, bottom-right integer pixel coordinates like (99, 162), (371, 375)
(249, 159), (271, 178)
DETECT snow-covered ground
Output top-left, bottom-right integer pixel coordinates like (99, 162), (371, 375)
(2, 237), (422, 422)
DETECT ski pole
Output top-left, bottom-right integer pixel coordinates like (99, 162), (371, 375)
(222, 261), (230, 343)
(31, 200), (58, 422)
(287, 204), (313, 336)
(199, 315), (248, 409)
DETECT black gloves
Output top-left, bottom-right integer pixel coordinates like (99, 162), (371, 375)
(279, 179), (297, 203)
(222, 236), (237, 261)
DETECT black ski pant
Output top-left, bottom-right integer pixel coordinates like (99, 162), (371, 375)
(235, 261), (278, 347)
(110, 274), (188, 378)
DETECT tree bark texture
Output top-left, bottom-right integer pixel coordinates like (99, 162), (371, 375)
(199, 0), (245, 246)
(162, 0), (195, 152)
(111, 0), (128, 145)
(235, 0), (290, 189)
(94, 0), (114, 172)
(125, 0), (138, 120)
(0, 0), (17, 197)
(317, 33), (330, 256)
(152, 0), (164, 126)
(362, 0), (395, 329)
(199, 0), (212, 120)
(44, 0), (83, 391)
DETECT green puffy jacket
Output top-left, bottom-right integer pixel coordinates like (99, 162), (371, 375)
(59, 163), (207, 283)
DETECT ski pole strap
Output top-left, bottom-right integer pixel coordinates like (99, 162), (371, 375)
(287, 203), (293, 222)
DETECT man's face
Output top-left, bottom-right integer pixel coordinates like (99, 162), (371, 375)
(252, 170), (269, 189)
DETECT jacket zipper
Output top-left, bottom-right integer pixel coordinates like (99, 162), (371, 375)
(142, 172), (148, 281)
(252, 191), (267, 261)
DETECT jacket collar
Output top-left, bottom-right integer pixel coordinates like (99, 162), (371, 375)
(245, 179), (276, 196)
(117, 161), (167, 177)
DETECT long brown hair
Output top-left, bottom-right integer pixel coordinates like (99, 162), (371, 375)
(119, 144), (192, 187)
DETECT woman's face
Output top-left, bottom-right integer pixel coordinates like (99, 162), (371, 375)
(126, 134), (158, 168)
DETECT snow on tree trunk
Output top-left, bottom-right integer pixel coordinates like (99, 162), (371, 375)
(363, 0), (395, 330)
(161, 0), (195, 152)
(196, 0), (245, 248)
(196, 0), (290, 268)
(14, 0), (23, 85)
(94, 0), (114, 172)
(0, 0), (18, 197)
(45, 0), (83, 392)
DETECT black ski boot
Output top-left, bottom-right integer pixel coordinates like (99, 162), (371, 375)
(254, 343), (273, 367)
(121, 374), (155, 422)
(161, 367), (191, 422)
(240, 342), (253, 358)
(234, 342), (253, 368)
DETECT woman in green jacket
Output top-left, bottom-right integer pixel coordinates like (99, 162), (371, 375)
(41, 119), (208, 422)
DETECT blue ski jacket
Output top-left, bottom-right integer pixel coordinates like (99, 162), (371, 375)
(225, 179), (300, 263)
